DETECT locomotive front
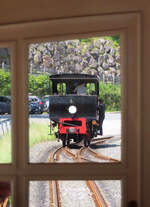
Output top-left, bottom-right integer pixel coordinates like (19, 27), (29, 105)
(49, 74), (99, 147)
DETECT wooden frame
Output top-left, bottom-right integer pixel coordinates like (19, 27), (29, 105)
(0, 12), (141, 207)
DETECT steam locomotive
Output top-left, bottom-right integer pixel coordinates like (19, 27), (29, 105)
(49, 73), (103, 147)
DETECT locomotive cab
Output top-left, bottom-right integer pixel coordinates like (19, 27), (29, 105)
(49, 73), (100, 147)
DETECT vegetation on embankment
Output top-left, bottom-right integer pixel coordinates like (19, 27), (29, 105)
(0, 122), (56, 163)
(0, 132), (11, 163)
(29, 121), (56, 147)
(99, 82), (121, 111)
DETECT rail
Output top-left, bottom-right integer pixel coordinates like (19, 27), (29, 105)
(49, 147), (63, 207)
(86, 181), (109, 207)
(49, 146), (111, 207)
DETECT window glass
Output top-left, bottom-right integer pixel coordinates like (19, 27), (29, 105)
(28, 36), (121, 164)
(0, 182), (11, 206)
(56, 83), (66, 95)
(29, 180), (122, 207)
(0, 48), (11, 163)
(87, 83), (96, 95)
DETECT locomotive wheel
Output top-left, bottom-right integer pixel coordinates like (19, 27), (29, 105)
(84, 138), (90, 147)
(67, 139), (70, 147)
(62, 138), (67, 147)
(74, 137), (83, 144)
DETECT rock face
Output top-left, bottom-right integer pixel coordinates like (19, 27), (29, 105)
(0, 38), (120, 83)
(28, 38), (120, 83)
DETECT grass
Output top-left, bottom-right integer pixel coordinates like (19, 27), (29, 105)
(0, 121), (56, 163)
(0, 132), (11, 163)
(29, 121), (56, 147)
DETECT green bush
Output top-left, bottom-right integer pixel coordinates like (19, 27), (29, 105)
(0, 131), (11, 163)
(99, 82), (121, 111)
(28, 74), (49, 97)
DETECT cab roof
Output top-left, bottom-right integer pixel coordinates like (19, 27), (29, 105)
(49, 73), (99, 81)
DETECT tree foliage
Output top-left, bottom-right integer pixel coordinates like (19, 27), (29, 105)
(28, 74), (49, 97)
(0, 69), (11, 95)
(99, 82), (121, 111)
(79, 36), (120, 47)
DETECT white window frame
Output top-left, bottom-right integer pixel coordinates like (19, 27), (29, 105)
(0, 12), (141, 207)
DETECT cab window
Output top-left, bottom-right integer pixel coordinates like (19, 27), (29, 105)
(87, 83), (96, 95)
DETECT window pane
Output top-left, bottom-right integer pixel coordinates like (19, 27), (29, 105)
(0, 48), (11, 163)
(28, 37), (121, 163)
(29, 180), (122, 207)
(0, 182), (11, 206)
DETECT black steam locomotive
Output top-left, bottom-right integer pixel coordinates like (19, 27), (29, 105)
(49, 73), (103, 147)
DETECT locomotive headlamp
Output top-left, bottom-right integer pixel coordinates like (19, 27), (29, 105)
(68, 105), (77, 114)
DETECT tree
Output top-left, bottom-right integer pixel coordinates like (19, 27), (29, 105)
(0, 69), (11, 95)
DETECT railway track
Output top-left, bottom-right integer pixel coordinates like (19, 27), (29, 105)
(49, 180), (61, 207)
(86, 181), (109, 207)
(63, 145), (120, 163)
(49, 148), (62, 207)
(90, 136), (113, 145)
(48, 137), (120, 207)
